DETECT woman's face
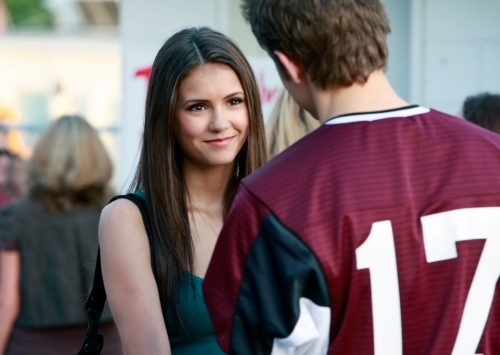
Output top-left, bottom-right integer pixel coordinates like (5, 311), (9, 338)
(176, 63), (249, 169)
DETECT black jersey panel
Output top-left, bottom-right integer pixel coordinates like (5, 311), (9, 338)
(229, 213), (330, 354)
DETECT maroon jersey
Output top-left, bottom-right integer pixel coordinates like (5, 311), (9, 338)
(203, 106), (500, 355)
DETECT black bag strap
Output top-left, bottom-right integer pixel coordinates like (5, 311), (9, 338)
(78, 193), (154, 355)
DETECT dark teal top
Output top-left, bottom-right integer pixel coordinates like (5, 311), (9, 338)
(166, 272), (224, 354)
(132, 191), (224, 354)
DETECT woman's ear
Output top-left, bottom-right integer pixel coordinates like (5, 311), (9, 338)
(274, 51), (306, 84)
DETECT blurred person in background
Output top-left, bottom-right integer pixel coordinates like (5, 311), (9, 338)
(462, 92), (500, 134)
(5, 154), (26, 198)
(0, 127), (6, 149)
(0, 151), (24, 206)
(0, 115), (122, 355)
(0, 128), (9, 205)
(266, 89), (319, 158)
(0, 126), (16, 207)
(0, 147), (12, 206)
(90, 27), (266, 355)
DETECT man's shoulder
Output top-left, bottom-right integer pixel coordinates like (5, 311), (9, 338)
(243, 126), (329, 188)
(425, 108), (500, 143)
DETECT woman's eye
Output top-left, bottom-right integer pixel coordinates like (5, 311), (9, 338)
(228, 98), (243, 106)
(188, 104), (205, 111)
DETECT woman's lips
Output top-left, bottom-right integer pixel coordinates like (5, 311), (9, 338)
(204, 136), (235, 148)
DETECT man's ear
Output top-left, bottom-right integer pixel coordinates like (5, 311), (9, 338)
(274, 50), (305, 84)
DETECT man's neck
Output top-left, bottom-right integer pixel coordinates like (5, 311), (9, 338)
(311, 70), (409, 124)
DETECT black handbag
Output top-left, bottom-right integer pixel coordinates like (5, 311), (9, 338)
(78, 193), (155, 354)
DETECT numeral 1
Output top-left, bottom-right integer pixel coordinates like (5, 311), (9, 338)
(356, 220), (403, 355)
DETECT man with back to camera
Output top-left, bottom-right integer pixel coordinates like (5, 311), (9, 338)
(203, 0), (500, 354)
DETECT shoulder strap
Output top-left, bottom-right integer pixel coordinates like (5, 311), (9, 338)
(78, 193), (154, 355)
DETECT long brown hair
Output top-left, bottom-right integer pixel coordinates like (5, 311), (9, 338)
(27, 115), (113, 212)
(131, 27), (267, 329)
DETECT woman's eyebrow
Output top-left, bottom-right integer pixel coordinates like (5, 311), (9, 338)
(182, 91), (244, 105)
(183, 99), (209, 104)
(223, 91), (244, 99)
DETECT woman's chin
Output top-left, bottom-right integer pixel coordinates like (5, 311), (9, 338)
(198, 152), (239, 168)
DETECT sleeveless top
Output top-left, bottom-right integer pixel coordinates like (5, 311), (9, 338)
(129, 191), (224, 354)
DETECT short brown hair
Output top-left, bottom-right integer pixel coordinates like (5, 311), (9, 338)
(241, 0), (391, 89)
(27, 115), (113, 211)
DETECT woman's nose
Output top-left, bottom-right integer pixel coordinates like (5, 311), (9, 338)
(209, 107), (230, 132)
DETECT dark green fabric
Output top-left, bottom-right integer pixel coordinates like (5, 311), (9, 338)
(132, 191), (224, 354)
(165, 272), (224, 354)
(0, 197), (113, 328)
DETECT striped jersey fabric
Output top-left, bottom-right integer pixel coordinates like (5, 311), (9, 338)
(203, 106), (500, 355)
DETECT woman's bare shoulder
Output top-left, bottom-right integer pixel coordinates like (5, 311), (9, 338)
(99, 198), (147, 246)
(102, 198), (141, 221)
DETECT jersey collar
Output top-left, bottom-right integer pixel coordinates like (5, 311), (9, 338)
(324, 105), (430, 125)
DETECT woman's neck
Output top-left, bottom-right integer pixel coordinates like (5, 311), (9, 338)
(183, 161), (234, 212)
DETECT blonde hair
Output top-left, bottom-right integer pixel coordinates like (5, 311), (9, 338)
(27, 115), (113, 211)
(267, 90), (320, 158)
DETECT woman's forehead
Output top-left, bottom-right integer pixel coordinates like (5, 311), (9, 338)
(179, 64), (243, 99)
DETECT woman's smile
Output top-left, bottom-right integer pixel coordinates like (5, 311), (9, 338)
(203, 136), (235, 148)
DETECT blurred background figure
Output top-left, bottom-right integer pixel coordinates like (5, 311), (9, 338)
(5, 154), (26, 199)
(0, 122), (24, 206)
(0, 150), (25, 207)
(266, 90), (320, 158)
(0, 107), (28, 206)
(0, 115), (122, 355)
(0, 147), (12, 206)
(462, 92), (500, 134)
(0, 126), (6, 149)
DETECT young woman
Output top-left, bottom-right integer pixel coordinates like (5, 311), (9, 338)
(99, 27), (266, 354)
(0, 115), (121, 355)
